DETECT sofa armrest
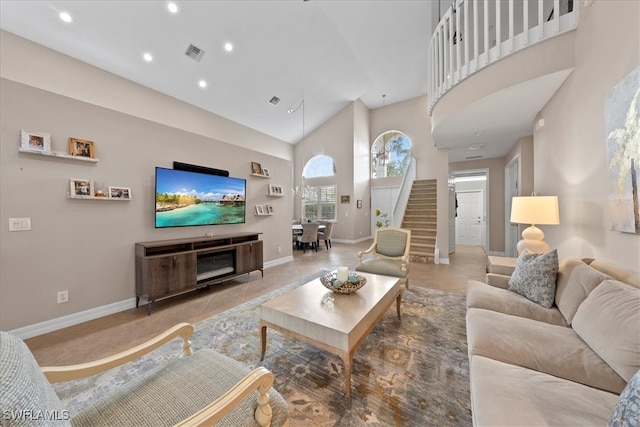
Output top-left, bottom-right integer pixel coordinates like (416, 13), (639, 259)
(485, 273), (511, 289)
(41, 322), (194, 383)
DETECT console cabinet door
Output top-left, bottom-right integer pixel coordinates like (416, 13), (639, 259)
(146, 253), (196, 299)
(235, 241), (263, 274)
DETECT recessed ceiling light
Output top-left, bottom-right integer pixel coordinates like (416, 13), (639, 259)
(198, 80), (207, 88)
(59, 12), (72, 23)
(143, 53), (153, 62)
(167, 2), (178, 13)
(224, 42), (233, 52)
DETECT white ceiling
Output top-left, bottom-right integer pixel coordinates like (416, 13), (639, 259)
(0, 0), (432, 145)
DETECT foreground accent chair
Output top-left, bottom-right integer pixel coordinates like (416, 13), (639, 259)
(356, 227), (411, 288)
(0, 323), (289, 427)
(297, 223), (319, 253)
(318, 222), (334, 249)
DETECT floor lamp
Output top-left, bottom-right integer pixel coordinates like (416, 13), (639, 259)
(510, 195), (559, 255)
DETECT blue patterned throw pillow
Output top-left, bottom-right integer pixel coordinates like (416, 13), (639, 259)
(609, 369), (640, 427)
(508, 249), (559, 308)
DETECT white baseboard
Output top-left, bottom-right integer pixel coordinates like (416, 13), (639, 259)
(264, 255), (293, 268)
(332, 237), (372, 244)
(10, 257), (295, 340)
(10, 298), (137, 340)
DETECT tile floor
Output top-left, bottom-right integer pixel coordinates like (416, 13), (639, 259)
(26, 241), (487, 366)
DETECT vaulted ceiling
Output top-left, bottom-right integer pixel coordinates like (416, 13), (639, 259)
(0, 1), (432, 145)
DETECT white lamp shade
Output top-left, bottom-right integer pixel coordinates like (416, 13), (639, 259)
(511, 196), (559, 255)
(510, 196), (559, 225)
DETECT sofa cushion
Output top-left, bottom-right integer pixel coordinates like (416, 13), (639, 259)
(508, 249), (559, 308)
(589, 259), (640, 288)
(467, 280), (568, 326)
(555, 257), (609, 325)
(572, 279), (640, 382)
(0, 331), (71, 427)
(469, 355), (620, 427)
(609, 369), (640, 427)
(467, 308), (627, 394)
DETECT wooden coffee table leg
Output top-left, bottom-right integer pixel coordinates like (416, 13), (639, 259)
(396, 294), (401, 319)
(342, 354), (352, 402)
(260, 325), (267, 361)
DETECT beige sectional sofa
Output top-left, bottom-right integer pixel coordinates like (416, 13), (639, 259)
(466, 256), (640, 426)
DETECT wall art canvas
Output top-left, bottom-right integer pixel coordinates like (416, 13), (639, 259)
(605, 66), (640, 234)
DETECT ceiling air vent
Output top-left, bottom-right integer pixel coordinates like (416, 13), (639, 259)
(185, 44), (205, 62)
(465, 155), (483, 160)
(269, 96), (281, 106)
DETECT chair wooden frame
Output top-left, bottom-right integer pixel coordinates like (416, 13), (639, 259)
(357, 227), (411, 288)
(40, 323), (285, 427)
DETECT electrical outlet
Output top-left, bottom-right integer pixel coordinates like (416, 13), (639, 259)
(277, 246), (282, 253)
(57, 290), (69, 304)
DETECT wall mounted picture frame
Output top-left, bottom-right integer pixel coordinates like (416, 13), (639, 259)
(255, 205), (265, 215)
(21, 130), (51, 153)
(262, 168), (270, 177)
(108, 186), (131, 199)
(69, 138), (95, 158)
(268, 185), (284, 195)
(251, 162), (263, 175)
(341, 195), (351, 204)
(70, 178), (94, 197)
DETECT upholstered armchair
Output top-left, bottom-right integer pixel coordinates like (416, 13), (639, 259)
(0, 323), (289, 427)
(356, 227), (411, 288)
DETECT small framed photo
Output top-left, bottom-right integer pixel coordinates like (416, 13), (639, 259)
(69, 138), (95, 158)
(262, 168), (270, 177)
(70, 178), (94, 197)
(341, 195), (351, 204)
(251, 162), (263, 175)
(268, 185), (284, 195)
(21, 130), (51, 153)
(266, 205), (274, 214)
(255, 205), (265, 215)
(108, 186), (131, 199)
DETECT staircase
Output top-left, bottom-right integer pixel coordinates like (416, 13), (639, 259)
(402, 179), (437, 263)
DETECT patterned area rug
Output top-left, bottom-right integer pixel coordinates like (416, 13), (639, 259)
(55, 273), (472, 426)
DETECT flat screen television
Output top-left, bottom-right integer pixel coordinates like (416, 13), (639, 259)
(155, 167), (246, 228)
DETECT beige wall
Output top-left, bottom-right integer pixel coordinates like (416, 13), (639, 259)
(534, 0), (640, 269)
(0, 79), (294, 331)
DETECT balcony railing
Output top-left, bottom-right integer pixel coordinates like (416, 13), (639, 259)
(428, 0), (578, 113)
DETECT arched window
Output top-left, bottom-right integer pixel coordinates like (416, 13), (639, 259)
(371, 131), (411, 178)
(300, 155), (337, 221)
(303, 155), (336, 178)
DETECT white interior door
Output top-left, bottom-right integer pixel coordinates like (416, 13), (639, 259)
(371, 187), (398, 233)
(449, 183), (456, 254)
(456, 190), (484, 246)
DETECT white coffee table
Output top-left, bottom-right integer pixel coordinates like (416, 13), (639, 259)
(259, 272), (401, 399)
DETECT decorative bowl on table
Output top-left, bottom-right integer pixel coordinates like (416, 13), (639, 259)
(319, 271), (367, 294)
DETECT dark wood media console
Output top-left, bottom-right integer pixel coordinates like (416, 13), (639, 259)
(135, 232), (263, 314)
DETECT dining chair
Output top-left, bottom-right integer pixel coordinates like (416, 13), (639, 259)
(318, 222), (334, 250)
(297, 223), (320, 253)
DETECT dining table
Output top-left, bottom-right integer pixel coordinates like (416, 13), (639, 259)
(291, 223), (326, 235)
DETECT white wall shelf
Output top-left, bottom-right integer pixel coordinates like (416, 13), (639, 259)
(250, 173), (270, 178)
(19, 147), (99, 163)
(67, 195), (130, 201)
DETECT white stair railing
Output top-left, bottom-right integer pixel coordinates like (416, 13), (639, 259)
(391, 156), (417, 228)
(429, 0), (578, 113)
